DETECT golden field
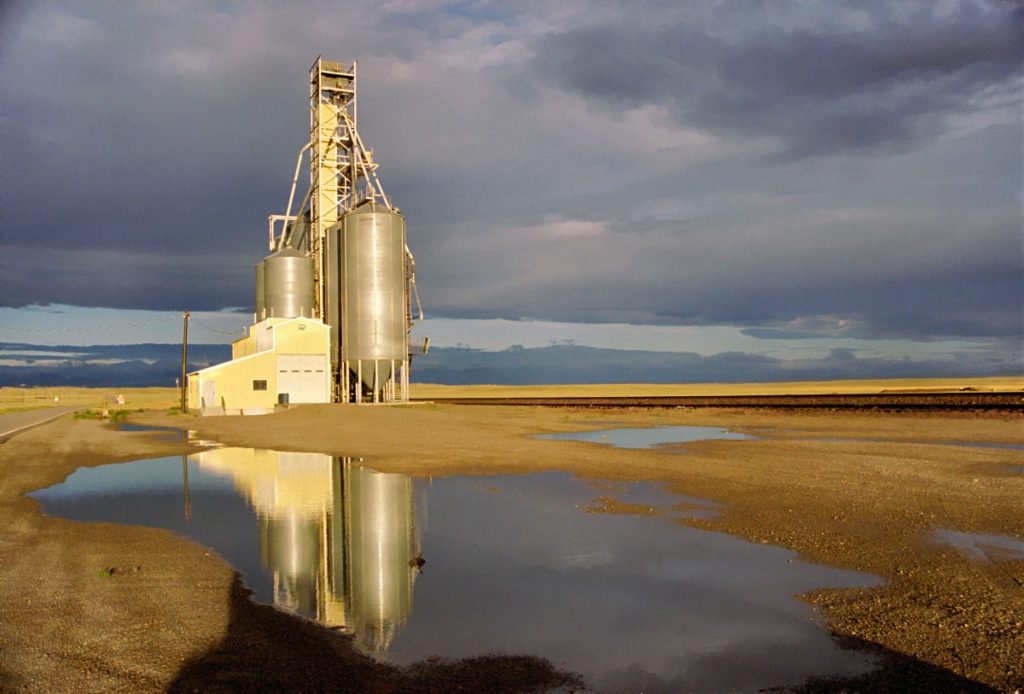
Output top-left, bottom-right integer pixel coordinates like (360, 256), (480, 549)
(410, 375), (1022, 399)
(1, 376), (1020, 413)
(0, 387), (181, 413)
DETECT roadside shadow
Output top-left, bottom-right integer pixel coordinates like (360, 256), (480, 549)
(167, 573), (581, 693)
(595, 632), (1001, 694)
(0, 664), (21, 692)
(774, 634), (1001, 693)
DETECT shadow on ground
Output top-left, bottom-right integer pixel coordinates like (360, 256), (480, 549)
(167, 574), (581, 693)
(777, 634), (999, 693)
(168, 574), (1004, 693)
(0, 665), (22, 692)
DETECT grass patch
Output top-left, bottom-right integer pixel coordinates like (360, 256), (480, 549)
(0, 406), (48, 415)
(72, 408), (144, 422)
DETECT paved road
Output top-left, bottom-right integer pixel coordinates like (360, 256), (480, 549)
(0, 406), (80, 443)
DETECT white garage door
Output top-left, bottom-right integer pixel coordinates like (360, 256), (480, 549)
(277, 355), (329, 403)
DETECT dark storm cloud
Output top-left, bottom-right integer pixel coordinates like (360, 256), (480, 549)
(0, 2), (375, 310)
(418, 128), (1023, 340)
(0, 10), (305, 255)
(426, 256), (1023, 340)
(1, 244), (255, 311)
(530, 1), (1022, 157)
(0, 0), (1020, 357)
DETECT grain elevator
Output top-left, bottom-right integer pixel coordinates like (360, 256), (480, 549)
(188, 57), (422, 412)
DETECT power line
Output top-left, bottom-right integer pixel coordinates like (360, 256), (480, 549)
(189, 317), (247, 337)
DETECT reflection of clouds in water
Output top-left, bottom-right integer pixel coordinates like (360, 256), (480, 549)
(599, 637), (875, 694)
(538, 425), (756, 449)
(560, 549), (613, 570)
(389, 472), (881, 690)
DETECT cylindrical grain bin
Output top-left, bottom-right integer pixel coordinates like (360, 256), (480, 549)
(254, 260), (266, 321)
(339, 202), (408, 393)
(264, 248), (314, 319)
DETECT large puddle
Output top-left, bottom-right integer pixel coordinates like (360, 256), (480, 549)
(32, 447), (882, 691)
(538, 424), (756, 448)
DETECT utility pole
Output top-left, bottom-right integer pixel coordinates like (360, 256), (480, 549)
(180, 309), (190, 413)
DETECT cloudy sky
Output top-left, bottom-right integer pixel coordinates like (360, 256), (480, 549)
(1, 1), (1021, 377)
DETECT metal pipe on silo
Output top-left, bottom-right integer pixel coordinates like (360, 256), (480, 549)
(254, 261), (266, 321)
(325, 223), (343, 381)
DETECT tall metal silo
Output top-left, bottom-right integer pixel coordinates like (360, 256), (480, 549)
(338, 202), (408, 402)
(264, 248), (314, 319)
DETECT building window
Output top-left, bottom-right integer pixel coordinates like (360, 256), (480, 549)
(253, 380), (268, 391)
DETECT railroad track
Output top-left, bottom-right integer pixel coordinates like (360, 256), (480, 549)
(418, 392), (1024, 412)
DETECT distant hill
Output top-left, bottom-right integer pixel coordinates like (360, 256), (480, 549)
(412, 345), (1019, 385)
(0, 342), (231, 387)
(3, 341), (1012, 387)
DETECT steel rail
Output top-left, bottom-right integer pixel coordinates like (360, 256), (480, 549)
(416, 392), (1024, 412)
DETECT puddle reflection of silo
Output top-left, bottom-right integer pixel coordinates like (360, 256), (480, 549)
(191, 449), (417, 654)
(344, 465), (417, 655)
(260, 506), (322, 618)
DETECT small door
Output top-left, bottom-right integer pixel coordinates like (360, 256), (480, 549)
(201, 379), (216, 412)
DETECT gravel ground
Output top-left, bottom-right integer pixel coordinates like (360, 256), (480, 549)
(1, 404), (1021, 692)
